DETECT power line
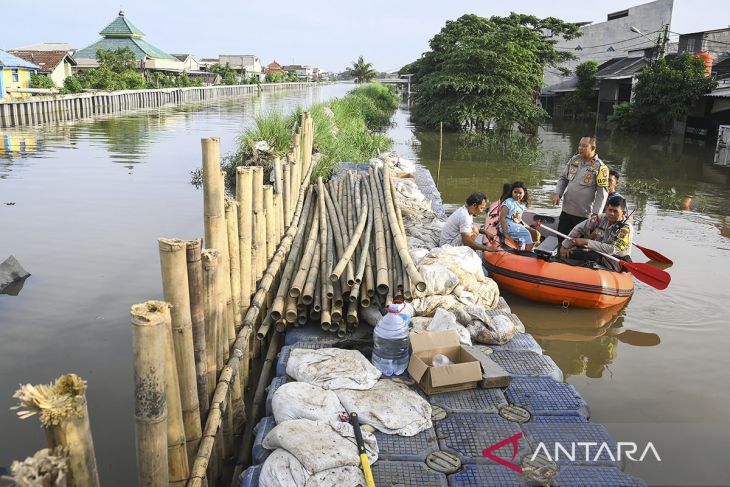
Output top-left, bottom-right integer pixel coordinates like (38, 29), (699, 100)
(555, 30), (662, 51)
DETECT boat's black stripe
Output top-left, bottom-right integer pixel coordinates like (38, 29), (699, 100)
(484, 260), (633, 297)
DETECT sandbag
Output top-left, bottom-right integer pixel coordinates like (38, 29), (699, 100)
(411, 294), (463, 317)
(453, 306), (523, 345)
(262, 419), (378, 473)
(286, 348), (381, 390)
(272, 382), (345, 424)
(427, 308), (472, 346)
(335, 379), (432, 436)
(360, 305), (383, 328)
(419, 245), (483, 276)
(414, 264), (459, 297)
(453, 272), (500, 309)
(260, 449), (309, 487)
(304, 466), (366, 487)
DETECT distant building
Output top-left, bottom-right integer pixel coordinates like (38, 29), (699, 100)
(73, 10), (183, 72)
(9, 42), (75, 55)
(198, 58), (219, 70)
(265, 60), (284, 76)
(9, 50), (76, 87)
(0, 49), (40, 99)
(219, 55), (264, 81)
(282, 65), (313, 81)
(544, 0), (673, 90)
(171, 54), (201, 72)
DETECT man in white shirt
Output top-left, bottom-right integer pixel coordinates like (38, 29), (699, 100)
(439, 192), (499, 252)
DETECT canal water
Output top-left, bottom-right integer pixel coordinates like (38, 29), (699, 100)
(1, 85), (727, 485)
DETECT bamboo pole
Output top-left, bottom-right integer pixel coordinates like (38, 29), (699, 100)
(252, 167), (266, 282)
(201, 138), (225, 259)
(325, 213), (335, 299)
(130, 301), (170, 487)
(283, 163), (292, 227)
(302, 244), (319, 305)
(264, 185), (276, 261)
(330, 193), (368, 283)
(158, 239), (202, 468)
(369, 167), (389, 295)
(273, 192), (282, 244)
(236, 167), (253, 315)
(382, 165), (426, 292)
(202, 250), (220, 402)
(289, 201), (320, 298)
(185, 240), (209, 422)
(374, 165), (399, 302)
(13, 374), (100, 487)
(225, 199), (242, 328)
(273, 158), (285, 237)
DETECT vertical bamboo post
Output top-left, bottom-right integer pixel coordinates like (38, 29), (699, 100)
(185, 240), (209, 422)
(437, 121), (443, 189)
(225, 199), (242, 328)
(273, 157), (285, 237)
(219, 173), (236, 353)
(130, 301), (169, 487)
(13, 374), (100, 487)
(252, 167), (266, 283)
(293, 127), (301, 184)
(283, 163), (292, 228)
(264, 185), (276, 261)
(158, 303), (190, 486)
(273, 192), (282, 244)
(202, 250), (220, 401)
(158, 239), (202, 469)
(236, 167), (253, 314)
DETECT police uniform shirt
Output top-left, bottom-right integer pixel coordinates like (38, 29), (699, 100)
(561, 215), (633, 258)
(555, 154), (609, 218)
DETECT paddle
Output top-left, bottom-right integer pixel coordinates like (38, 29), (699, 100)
(534, 222), (671, 290)
(632, 242), (673, 264)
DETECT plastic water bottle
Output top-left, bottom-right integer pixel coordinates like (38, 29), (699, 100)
(371, 303), (411, 376)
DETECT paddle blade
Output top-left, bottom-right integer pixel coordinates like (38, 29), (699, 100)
(619, 260), (671, 290)
(633, 243), (673, 264)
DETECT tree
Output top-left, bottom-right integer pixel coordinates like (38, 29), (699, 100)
(209, 63), (239, 85)
(347, 56), (377, 84)
(609, 53), (718, 133)
(567, 61), (598, 114)
(30, 73), (56, 89)
(405, 13), (580, 132)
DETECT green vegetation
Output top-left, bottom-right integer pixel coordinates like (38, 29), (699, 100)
(565, 61), (598, 114)
(191, 83), (397, 187)
(30, 73), (56, 89)
(402, 13), (580, 133)
(457, 131), (545, 165)
(347, 56), (378, 84)
(264, 72), (299, 83)
(61, 48), (203, 93)
(609, 53), (717, 134)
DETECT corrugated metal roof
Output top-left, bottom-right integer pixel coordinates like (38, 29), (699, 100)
(595, 56), (648, 80)
(0, 49), (41, 70)
(99, 11), (145, 36)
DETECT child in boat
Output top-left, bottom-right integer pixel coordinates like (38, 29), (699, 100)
(499, 181), (539, 250)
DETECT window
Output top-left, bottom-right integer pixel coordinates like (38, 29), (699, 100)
(12, 69), (19, 82)
(607, 9), (629, 21)
(686, 38), (696, 52)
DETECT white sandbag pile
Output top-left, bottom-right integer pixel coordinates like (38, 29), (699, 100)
(286, 348), (381, 390)
(335, 379), (432, 436)
(454, 306), (524, 345)
(410, 308), (472, 346)
(272, 382), (346, 424)
(260, 443), (367, 487)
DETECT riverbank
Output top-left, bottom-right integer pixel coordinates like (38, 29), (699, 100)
(0, 82), (316, 128)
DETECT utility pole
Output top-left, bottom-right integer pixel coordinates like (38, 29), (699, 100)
(658, 24), (670, 60)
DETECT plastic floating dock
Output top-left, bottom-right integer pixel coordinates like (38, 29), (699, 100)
(505, 377), (591, 419)
(371, 461), (448, 487)
(275, 342), (329, 377)
(283, 325), (342, 346)
(435, 413), (529, 464)
(251, 416), (276, 465)
(523, 422), (621, 467)
(264, 376), (289, 417)
(490, 351), (563, 381)
(554, 466), (647, 486)
(447, 464), (533, 486)
(429, 387), (508, 414)
(374, 427), (439, 462)
(489, 333), (543, 354)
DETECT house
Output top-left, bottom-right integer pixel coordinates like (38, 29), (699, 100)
(265, 60), (284, 76)
(0, 49), (40, 99)
(73, 10), (183, 72)
(171, 54), (201, 72)
(8, 50), (76, 87)
(218, 55), (264, 81)
(544, 0), (673, 89)
(282, 65), (313, 81)
(198, 58), (219, 71)
(9, 43), (74, 55)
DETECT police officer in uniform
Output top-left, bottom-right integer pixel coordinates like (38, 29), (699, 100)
(552, 135), (609, 242)
(559, 195), (633, 272)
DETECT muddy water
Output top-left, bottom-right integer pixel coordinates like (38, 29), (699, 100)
(388, 107), (730, 485)
(0, 84), (351, 485)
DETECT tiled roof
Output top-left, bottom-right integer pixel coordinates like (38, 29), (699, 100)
(99, 11), (145, 36)
(8, 50), (75, 72)
(74, 37), (175, 61)
(0, 49), (40, 70)
(9, 42), (74, 52)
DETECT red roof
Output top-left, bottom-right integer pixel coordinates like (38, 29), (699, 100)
(8, 50), (76, 73)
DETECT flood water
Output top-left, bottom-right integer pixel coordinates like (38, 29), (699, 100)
(1, 85), (728, 485)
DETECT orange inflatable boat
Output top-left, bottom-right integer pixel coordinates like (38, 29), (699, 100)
(483, 207), (633, 309)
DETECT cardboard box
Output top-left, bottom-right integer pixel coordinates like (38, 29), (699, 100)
(408, 330), (484, 395)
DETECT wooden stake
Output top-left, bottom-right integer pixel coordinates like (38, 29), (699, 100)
(158, 239), (202, 468)
(130, 301), (170, 487)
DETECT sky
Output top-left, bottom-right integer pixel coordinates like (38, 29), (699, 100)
(2, 0), (728, 72)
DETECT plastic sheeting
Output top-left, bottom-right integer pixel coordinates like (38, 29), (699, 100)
(335, 379), (432, 436)
(286, 348), (381, 390)
(262, 419), (378, 473)
(271, 382), (345, 424)
(425, 308), (472, 346)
